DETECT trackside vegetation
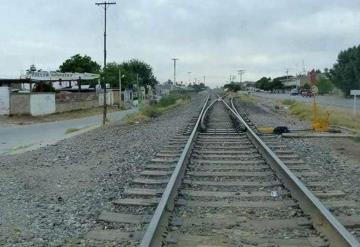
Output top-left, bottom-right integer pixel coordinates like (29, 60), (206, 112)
(281, 100), (360, 133)
(124, 93), (191, 124)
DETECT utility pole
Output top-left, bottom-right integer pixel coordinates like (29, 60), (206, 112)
(96, 1), (116, 125)
(237, 69), (245, 83)
(119, 69), (122, 107)
(172, 58), (178, 86)
(203, 76), (206, 85)
(137, 73), (140, 102)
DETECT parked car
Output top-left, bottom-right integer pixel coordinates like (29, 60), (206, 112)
(290, 89), (299, 95)
(301, 90), (313, 97)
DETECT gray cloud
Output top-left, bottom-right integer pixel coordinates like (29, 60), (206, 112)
(0, 0), (360, 87)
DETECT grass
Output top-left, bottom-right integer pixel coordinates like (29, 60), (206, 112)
(280, 100), (360, 133)
(65, 127), (81, 134)
(123, 94), (191, 125)
(282, 99), (296, 106)
(351, 136), (360, 143)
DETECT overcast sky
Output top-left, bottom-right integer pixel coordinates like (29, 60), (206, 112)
(1, 0), (360, 87)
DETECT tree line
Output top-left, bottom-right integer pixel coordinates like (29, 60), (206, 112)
(59, 54), (158, 90)
(254, 44), (360, 96)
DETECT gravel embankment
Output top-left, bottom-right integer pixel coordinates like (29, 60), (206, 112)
(236, 96), (360, 237)
(0, 93), (204, 247)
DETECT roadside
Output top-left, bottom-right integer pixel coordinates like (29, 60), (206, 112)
(238, 93), (360, 160)
(0, 106), (124, 127)
(0, 93), (204, 246)
(236, 93), (360, 238)
(0, 108), (137, 155)
(253, 92), (360, 111)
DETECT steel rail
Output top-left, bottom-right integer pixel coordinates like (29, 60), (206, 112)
(140, 94), (210, 247)
(223, 97), (360, 247)
(200, 97), (220, 131)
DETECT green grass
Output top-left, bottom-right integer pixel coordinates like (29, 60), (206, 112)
(351, 136), (360, 143)
(282, 99), (296, 106)
(65, 128), (81, 134)
(124, 94), (191, 125)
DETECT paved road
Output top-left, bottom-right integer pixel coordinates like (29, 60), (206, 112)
(253, 92), (360, 110)
(0, 108), (137, 155)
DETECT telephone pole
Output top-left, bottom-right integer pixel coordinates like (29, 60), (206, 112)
(96, 1), (116, 125)
(237, 69), (245, 83)
(172, 58), (178, 86)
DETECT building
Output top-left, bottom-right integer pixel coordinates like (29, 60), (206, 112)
(281, 75), (308, 88)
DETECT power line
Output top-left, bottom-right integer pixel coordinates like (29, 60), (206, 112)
(95, 1), (116, 125)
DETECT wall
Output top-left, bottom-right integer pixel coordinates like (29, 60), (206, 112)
(10, 93), (30, 115)
(55, 92), (98, 113)
(98, 91), (114, 106)
(0, 87), (10, 115)
(30, 93), (56, 116)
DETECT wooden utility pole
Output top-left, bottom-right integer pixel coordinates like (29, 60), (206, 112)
(95, 1), (116, 125)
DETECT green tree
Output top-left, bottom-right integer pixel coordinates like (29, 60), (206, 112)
(329, 45), (360, 96)
(270, 78), (284, 90)
(103, 59), (158, 89)
(59, 54), (101, 73)
(317, 75), (333, 95)
(224, 82), (242, 92)
(255, 77), (272, 90)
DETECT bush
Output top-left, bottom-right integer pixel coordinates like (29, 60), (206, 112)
(141, 105), (163, 117)
(159, 95), (178, 107)
(32, 82), (56, 92)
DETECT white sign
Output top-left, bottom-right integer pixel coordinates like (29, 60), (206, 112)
(350, 90), (360, 96)
(351, 89), (360, 115)
(22, 71), (100, 81)
(311, 85), (318, 94)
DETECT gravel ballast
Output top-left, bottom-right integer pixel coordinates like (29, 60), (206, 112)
(235, 95), (360, 239)
(0, 94), (204, 246)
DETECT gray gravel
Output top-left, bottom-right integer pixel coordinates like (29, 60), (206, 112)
(236, 96), (360, 239)
(0, 93), (204, 247)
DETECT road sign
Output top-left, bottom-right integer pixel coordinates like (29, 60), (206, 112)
(350, 90), (360, 115)
(350, 90), (360, 96)
(311, 85), (318, 94)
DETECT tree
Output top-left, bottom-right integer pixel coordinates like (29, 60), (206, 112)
(59, 54), (101, 74)
(224, 82), (242, 92)
(329, 45), (360, 96)
(317, 75), (333, 95)
(32, 82), (56, 92)
(255, 77), (272, 90)
(120, 59), (158, 89)
(103, 59), (158, 90)
(188, 83), (207, 92)
(271, 78), (284, 90)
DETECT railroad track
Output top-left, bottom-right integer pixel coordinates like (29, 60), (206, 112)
(86, 94), (360, 247)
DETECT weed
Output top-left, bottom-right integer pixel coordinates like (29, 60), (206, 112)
(65, 128), (80, 134)
(282, 99), (296, 105)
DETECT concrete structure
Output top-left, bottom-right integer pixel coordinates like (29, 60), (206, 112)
(281, 75), (308, 88)
(0, 87), (10, 115)
(55, 92), (98, 113)
(10, 93), (30, 115)
(30, 93), (56, 116)
(98, 91), (115, 106)
(10, 93), (56, 116)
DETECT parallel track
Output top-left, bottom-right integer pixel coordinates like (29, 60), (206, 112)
(86, 94), (360, 247)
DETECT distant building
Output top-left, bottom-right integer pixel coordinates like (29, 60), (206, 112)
(281, 75), (308, 88)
